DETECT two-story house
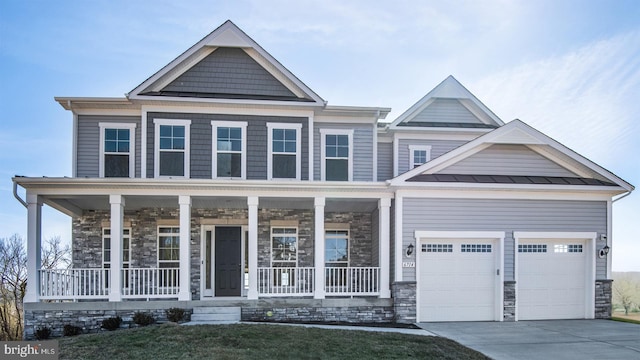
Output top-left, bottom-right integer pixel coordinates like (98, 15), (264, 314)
(14, 21), (633, 338)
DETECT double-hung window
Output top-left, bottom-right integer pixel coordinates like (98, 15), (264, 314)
(212, 121), (247, 179)
(267, 123), (302, 180)
(321, 129), (353, 181)
(99, 123), (136, 178)
(409, 145), (431, 169)
(158, 226), (180, 269)
(325, 230), (349, 266)
(271, 227), (298, 287)
(154, 119), (191, 178)
(102, 228), (131, 288)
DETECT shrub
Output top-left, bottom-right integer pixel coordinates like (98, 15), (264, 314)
(165, 308), (186, 323)
(34, 327), (52, 340)
(133, 312), (155, 326)
(63, 324), (82, 336)
(101, 316), (122, 331)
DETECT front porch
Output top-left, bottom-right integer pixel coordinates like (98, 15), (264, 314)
(23, 185), (392, 303)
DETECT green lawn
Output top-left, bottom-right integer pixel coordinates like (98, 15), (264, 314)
(58, 323), (489, 360)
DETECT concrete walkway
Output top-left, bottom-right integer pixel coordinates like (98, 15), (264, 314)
(418, 320), (640, 360)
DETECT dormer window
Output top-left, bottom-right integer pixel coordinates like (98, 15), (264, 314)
(409, 145), (432, 168)
(267, 123), (302, 180)
(99, 123), (136, 178)
(154, 119), (191, 178)
(212, 121), (247, 179)
(320, 129), (353, 181)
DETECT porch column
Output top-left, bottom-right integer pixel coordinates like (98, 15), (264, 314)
(247, 196), (259, 299)
(314, 197), (325, 299)
(378, 198), (391, 298)
(178, 195), (191, 301)
(25, 193), (42, 303)
(109, 195), (124, 302)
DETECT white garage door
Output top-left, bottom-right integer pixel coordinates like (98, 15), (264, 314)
(518, 239), (587, 320)
(418, 239), (498, 322)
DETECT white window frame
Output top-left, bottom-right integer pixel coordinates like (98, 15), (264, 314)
(320, 129), (353, 181)
(408, 145), (432, 169)
(102, 227), (132, 269)
(267, 123), (302, 180)
(325, 229), (350, 266)
(270, 227), (298, 266)
(154, 119), (191, 179)
(211, 121), (248, 179)
(157, 226), (180, 268)
(99, 123), (136, 178)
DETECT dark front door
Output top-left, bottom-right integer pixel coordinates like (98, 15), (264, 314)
(215, 226), (242, 296)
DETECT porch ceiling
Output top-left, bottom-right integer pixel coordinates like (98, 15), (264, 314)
(44, 195), (379, 216)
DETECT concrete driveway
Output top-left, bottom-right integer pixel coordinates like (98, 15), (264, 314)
(418, 320), (640, 360)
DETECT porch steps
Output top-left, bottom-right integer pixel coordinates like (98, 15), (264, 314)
(188, 306), (241, 324)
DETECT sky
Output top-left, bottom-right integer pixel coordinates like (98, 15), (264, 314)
(0, 0), (638, 270)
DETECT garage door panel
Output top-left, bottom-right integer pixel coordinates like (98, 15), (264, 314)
(518, 239), (587, 320)
(419, 239), (498, 322)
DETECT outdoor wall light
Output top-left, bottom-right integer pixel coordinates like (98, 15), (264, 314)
(406, 243), (414, 256)
(598, 244), (610, 258)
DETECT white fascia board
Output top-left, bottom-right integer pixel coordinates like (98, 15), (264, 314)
(513, 231), (597, 240)
(73, 108), (141, 116)
(392, 181), (626, 194)
(415, 230), (505, 240)
(141, 104), (314, 118)
(394, 188), (617, 201)
(129, 94), (324, 107)
(391, 131), (481, 141)
(388, 126), (494, 134)
(314, 115), (378, 124)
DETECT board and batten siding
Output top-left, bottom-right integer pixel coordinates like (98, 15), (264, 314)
(409, 98), (481, 124)
(146, 113), (308, 180)
(76, 115), (142, 178)
(314, 123), (374, 181)
(402, 198), (607, 281)
(377, 142), (393, 181)
(397, 139), (467, 175)
(439, 144), (577, 177)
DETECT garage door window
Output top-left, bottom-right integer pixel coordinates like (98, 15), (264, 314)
(422, 244), (453, 252)
(461, 244), (492, 253)
(554, 244), (583, 253)
(518, 244), (547, 253)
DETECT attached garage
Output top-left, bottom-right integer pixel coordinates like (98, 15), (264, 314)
(515, 232), (596, 320)
(415, 231), (504, 322)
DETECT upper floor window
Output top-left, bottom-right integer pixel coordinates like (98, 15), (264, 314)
(154, 119), (191, 178)
(320, 129), (353, 181)
(212, 121), (247, 179)
(267, 123), (302, 180)
(99, 123), (136, 178)
(409, 145), (431, 169)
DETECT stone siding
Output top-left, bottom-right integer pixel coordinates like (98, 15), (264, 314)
(242, 306), (393, 324)
(24, 308), (192, 340)
(595, 279), (613, 319)
(392, 281), (416, 323)
(503, 281), (516, 321)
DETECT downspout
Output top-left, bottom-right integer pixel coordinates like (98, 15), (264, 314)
(13, 177), (27, 208)
(612, 191), (632, 203)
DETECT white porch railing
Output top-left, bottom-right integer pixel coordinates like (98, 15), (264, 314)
(258, 267), (314, 296)
(325, 267), (380, 296)
(122, 268), (180, 298)
(39, 268), (109, 300)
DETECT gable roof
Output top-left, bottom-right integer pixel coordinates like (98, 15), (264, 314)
(390, 119), (634, 193)
(128, 20), (325, 105)
(389, 75), (503, 129)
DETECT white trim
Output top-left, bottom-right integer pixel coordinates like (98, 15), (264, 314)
(102, 227), (132, 269)
(392, 134), (399, 177)
(201, 224), (246, 298)
(378, 198), (391, 298)
(314, 197), (325, 299)
(319, 128), (353, 181)
(372, 123), (378, 181)
(25, 193), (42, 303)
(108, 194), (124, 302)
(72, 112), (78, 177)
(139, 105), (315, 118)
(141, 109), (147, 179)
(513, 231), (597, 321)
(408, 145), (432, 169)
(200, 225), (214, 298)
(394, 196), (403, 282)
(414, 231), (505, 322)
(266, 123), (302, 180)
(157, 225), (181, 268)
(211, 121), (248, 180)
(178, 195), (191, 301)
(324, 228), (350, 266)
(98, 122), (137, 178)
(308, 115), (314, 181)
(394, 188), (616, 201)
(247, 196), (259, 299)
(270, 226), (299, 266)
(606, 200), (612, 279)
(153, 119), (191, 179)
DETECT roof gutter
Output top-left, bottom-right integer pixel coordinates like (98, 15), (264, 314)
(613, 190), (633, 203)
(13, 177), (27, 208)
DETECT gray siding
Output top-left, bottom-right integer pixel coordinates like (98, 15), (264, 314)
(397, 139), (467, 175)
(439, 144), (577, 177)
(147, 113), (308, 180)
(314, 123), (374, 181)
(402, 198), (607, 281)
(161, 47), (297, 99)
(377, 142), (393, 181)
(76, 115), (141, 178)
(410, 98), (481, 124)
